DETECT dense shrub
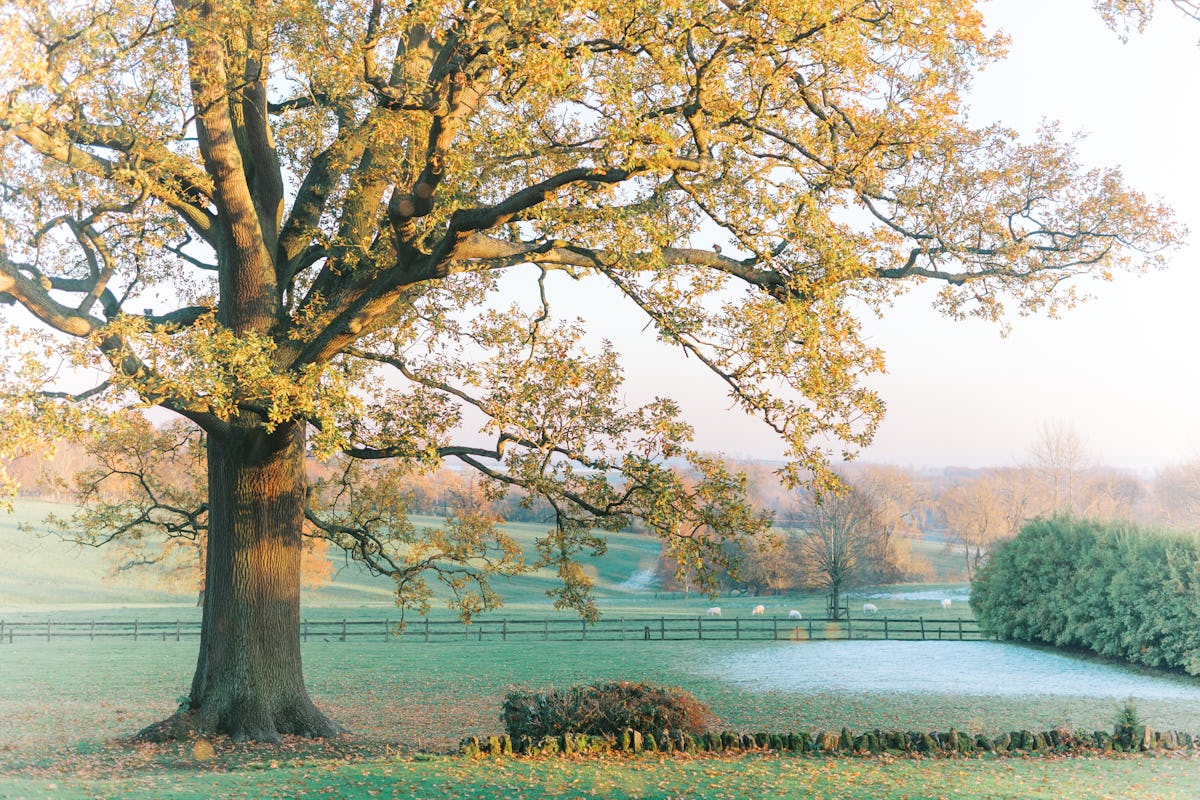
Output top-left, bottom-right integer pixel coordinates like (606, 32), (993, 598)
(501, 681), (715, 739)
(972, 518), (1200, 674)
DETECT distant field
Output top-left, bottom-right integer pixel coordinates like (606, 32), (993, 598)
(910, 537), (971, 582)
(1, 499), (973, 624)
(1, 498), (663, 614)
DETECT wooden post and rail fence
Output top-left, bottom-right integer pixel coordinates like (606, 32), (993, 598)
(0, 615), (986, 644)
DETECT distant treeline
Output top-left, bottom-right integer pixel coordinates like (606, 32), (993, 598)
(971, 518), (1200, 675)
(17, 426), (1200, 603)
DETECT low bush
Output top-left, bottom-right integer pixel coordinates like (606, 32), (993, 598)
(501, 681), (715, 739)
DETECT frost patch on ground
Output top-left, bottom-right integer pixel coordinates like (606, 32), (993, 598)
(617, 567), (658, 591)
(695, 640), (1200, 700)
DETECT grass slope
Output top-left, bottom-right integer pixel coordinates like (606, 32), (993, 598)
(1, 500), (971, 622)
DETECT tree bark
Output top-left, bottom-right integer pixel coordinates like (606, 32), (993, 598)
(140, 420), (340, 742)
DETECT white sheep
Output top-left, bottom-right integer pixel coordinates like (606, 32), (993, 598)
(941, 598), (952, 609)
(706, 606), (722, 617)
(788, 610), (803, 620)
(862, 602), (878, 614)
(752, 604), (765, 615)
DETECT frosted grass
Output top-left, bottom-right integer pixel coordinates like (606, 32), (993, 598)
(696, 640), (1200, 700)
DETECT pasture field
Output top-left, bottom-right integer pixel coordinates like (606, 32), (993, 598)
(4, 638), (1200, 798)
(6, 500), (1200, 798)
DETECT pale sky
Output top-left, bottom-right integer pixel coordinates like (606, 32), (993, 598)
(587, 1), (1200, 472)
(858, 1), (1200, 471)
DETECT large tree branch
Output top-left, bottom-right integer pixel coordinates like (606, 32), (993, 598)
(342, 347), (615, 472)
(5, 121), (217, 241)
(0, 252), (103, 337)
(236, 15), (285, 259)
(176, 0), (277, 333)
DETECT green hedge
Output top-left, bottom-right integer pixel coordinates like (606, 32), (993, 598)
(971, 518), (1200, 674)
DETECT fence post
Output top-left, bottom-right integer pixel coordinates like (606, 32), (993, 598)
(660, 617), (665, 640)
(384, 619), (390, 642)
(807, 617), (813, 639)
(424, 618), (430, 643)
(133, 619), (138, 642)
(303, 619), (308, 643)
(47, 620), (51, 643)
(502, 619), (507, 642)
(958, 619), (964, 641)
(919, 617), (926, 640)
(883, 618), (889, 640)
(735, 618), (740, 640)
(621, 618), (625, 640)
(772, 617), (778, 640)
(581, 619), (586, 641)
(176, 621), (181, 642)
(846, 616), (852, 640)
(341, 619), (347, 642)
(697, 616), (702, 641)
(544, 619), (549, 640)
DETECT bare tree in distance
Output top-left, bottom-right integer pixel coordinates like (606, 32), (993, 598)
(1028, 420), (1092, 515)
(1151, 460), (1200, 530)
(1076, 468), (1143, 521)
(792, 485), (881, 618)
(939, 472), (1017, 580)
(854, 465), (929, 583)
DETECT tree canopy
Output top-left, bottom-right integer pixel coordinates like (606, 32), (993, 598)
(0, 0), (1182, 739)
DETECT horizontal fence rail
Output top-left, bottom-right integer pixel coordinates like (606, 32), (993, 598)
(0, 615), (985, 644)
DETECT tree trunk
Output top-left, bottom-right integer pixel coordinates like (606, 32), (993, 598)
(140, 420), (340, 742)
(828, 581), (842, 620)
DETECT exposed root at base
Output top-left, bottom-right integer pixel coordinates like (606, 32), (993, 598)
(133, 707), (344, 744)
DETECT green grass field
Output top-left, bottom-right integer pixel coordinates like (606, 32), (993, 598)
(5, 499), (1200, 798)
(4, 638), (1200, 798)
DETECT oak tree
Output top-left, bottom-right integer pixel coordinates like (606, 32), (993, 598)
(0, 0), (1178, 740)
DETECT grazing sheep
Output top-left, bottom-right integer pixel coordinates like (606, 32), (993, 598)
(752, 604), (766, 615)
(941, 598), (952, 609)
(862, 602), (878, 614)
(788, 610), (803, 620)
(706, 606), (722, 617)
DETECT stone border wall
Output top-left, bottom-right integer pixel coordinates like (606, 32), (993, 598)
(460, 725), (1200, 757)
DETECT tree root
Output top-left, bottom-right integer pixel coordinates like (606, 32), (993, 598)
(133, 703), (344, 744)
